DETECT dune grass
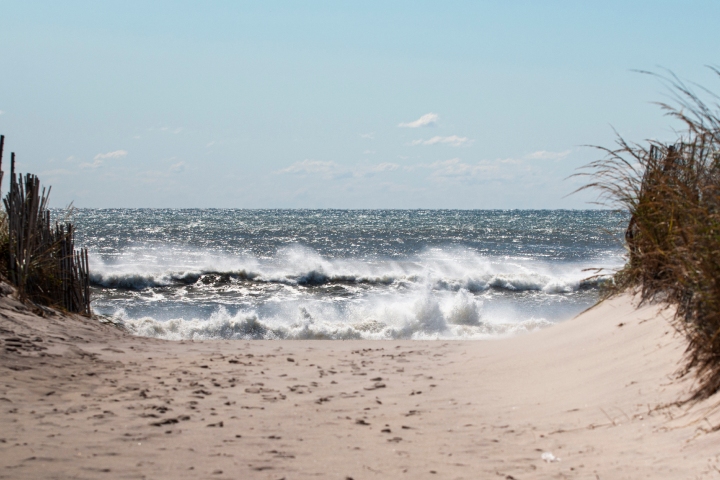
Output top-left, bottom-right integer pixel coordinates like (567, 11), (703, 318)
(578, 69), (720, 401)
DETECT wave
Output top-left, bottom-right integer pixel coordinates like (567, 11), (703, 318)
(90, 263), (605, 293)
(89, 269), (258, 290)
(109, 289), (555, 341)
(91, 269), (607, 293)
(89, 245), (614, 342)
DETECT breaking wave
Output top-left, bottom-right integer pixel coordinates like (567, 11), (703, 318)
(110, 290), (554, 341)
(91, 268), (603, 292)
(89, 245), (611, 293)
(89, 244), (619, 341)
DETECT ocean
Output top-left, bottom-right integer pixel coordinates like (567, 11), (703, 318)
(72, 209), (627, 341)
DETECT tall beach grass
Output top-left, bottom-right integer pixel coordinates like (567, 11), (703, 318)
(579, 69), (720, 401)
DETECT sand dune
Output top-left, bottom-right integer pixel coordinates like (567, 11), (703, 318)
(1, 284), (719, 479)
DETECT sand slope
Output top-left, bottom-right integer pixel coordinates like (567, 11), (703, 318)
(1, 286), (719, 479)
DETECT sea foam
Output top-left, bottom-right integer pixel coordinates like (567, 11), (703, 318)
(109, 286), (555, 341)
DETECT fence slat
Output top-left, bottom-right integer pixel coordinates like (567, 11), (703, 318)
(4, 165), (91, 315)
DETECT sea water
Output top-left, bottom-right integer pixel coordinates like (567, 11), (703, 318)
(70, 209), (626, 341)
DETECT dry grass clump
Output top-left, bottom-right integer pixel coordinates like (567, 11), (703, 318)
(579, 69), (720, 401)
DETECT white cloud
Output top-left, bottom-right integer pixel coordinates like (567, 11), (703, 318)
(428, 158), (496, 178)
(363, 150), (376, 154)
(410, 135), (472, 147)
(359, 133), (375, 140)
(398, 113), (438, 128)
(369, 162), (399, 172)
(524, 150), (571, 160)
(405, 158), (525, 184)
(94, 150), (128, 160)
(277, 160), (401, 180)
(348, 162), (402, 178)
(160, 126), (183, 134)
(80, 159), (103, 169)
(278, 160), (339, 175)
(498, 157), (523, 165)
(170, 161), (186, 173)
(80, 149), (128, 169)
(0, 110), (4, 115)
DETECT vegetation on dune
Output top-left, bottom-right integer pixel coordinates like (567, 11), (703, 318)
(578, 69), (720, 401)
(0, 136), (91, 316)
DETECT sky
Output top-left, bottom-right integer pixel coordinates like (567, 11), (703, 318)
(0, 1), (718, 209)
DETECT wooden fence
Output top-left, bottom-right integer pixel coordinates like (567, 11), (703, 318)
(0, 135), (91, 315)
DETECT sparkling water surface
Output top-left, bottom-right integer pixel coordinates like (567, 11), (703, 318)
(68, 209), (627, 340)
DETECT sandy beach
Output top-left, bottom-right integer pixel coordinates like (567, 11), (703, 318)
(1, 284), (719, 479)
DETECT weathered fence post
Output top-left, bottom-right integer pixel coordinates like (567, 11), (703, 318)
(0, 137), (91, 315)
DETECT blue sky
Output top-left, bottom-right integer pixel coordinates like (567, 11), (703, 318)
(0, 1), (718, 208)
